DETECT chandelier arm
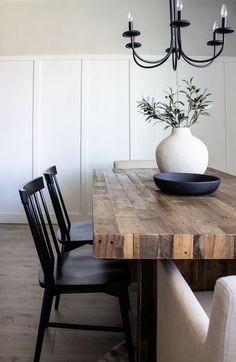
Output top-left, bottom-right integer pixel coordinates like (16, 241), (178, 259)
(132, 51), (172, 69)
(172, 28), (178, 70)
(172, 51), (178, 70)
(180, 46), (223, 64)
(181, 52), (215, 68)
(213, 44), (217, 58)
(130, 37), (173, 65)
(177, 28), (182, 59)
(171, 0), (179, 65)
(180, 34), (225, 64)
(177, 32), (182, 60)
(170, 0), (176, 22)
(128, 0), (176, 67)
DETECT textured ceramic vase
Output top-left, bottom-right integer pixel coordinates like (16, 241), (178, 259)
(156, 128), (208, 174)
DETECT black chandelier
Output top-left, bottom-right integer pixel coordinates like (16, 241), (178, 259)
(122, 0), (234, 70)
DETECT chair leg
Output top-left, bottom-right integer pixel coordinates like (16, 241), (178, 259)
(125, 286), (131, 310)
(119, 287), (135, 362)
(55, 294), (61, 310)
(34, 289), (53, 362)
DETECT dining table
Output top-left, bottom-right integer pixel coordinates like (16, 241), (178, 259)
(92, 167), (236, 362)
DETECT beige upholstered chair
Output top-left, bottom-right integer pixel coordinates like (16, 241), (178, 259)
(157, 260), (236, 362)
(113, 160), (157, 169)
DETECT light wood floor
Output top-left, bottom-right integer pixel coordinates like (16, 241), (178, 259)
(0, 224), (136, 362)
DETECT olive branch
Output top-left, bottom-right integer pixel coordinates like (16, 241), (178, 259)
(137, 78), (212, 129)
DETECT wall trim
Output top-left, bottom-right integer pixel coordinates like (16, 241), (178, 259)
(0, 54), (235, 62)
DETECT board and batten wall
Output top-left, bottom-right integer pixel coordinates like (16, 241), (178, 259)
(0, 55), (235, 222)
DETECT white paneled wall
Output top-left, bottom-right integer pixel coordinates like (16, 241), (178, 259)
(178, 60), (226, 170)
(132, 60), (177, 159)
(0, 61), (34, 222)
(0, 55), (235, 222)
(85, 60), (130, 214)
(37, 60), (82, 218)
(225, 62), (236, 174)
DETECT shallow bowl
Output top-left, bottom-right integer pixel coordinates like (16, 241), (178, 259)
(153, 172), (221, 196)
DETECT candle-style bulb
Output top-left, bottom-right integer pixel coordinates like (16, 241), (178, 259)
(213, 21), (218, 32)
(221, 4), (228, 17)
(177, 0), (183, 11)
(128, 10), (133, 22)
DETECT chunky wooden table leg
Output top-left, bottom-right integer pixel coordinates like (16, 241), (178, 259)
(175, 260), (236, 291)
(137, 260), (157, 362)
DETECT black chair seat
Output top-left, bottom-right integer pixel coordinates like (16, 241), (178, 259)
(57, 219), (93, 244)
(39, 246), (130, 288)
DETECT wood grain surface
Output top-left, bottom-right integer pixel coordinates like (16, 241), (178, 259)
(93, 168), (236, 260)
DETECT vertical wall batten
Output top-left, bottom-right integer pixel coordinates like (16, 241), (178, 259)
(0, 60), (34, 222)
(80, 59), (89, 218)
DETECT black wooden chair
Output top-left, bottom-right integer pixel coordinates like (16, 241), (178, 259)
(43, 165), (93, 252)
(43, 165), (131, 312)
(19, 177), (134, 362)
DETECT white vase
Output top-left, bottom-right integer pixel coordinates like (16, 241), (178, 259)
(156, 128), (208, 174)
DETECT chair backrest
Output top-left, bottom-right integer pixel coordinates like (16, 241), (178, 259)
(157, 260), (236, 362)
(43, 166), (71, 242)
(19, 177), (61, 284)
(113, 160), (157, 169)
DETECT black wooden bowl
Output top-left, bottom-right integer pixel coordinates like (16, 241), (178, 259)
(153, 172), (221, 196)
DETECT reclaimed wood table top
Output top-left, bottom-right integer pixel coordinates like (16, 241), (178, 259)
(92, 168), (236, 259)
